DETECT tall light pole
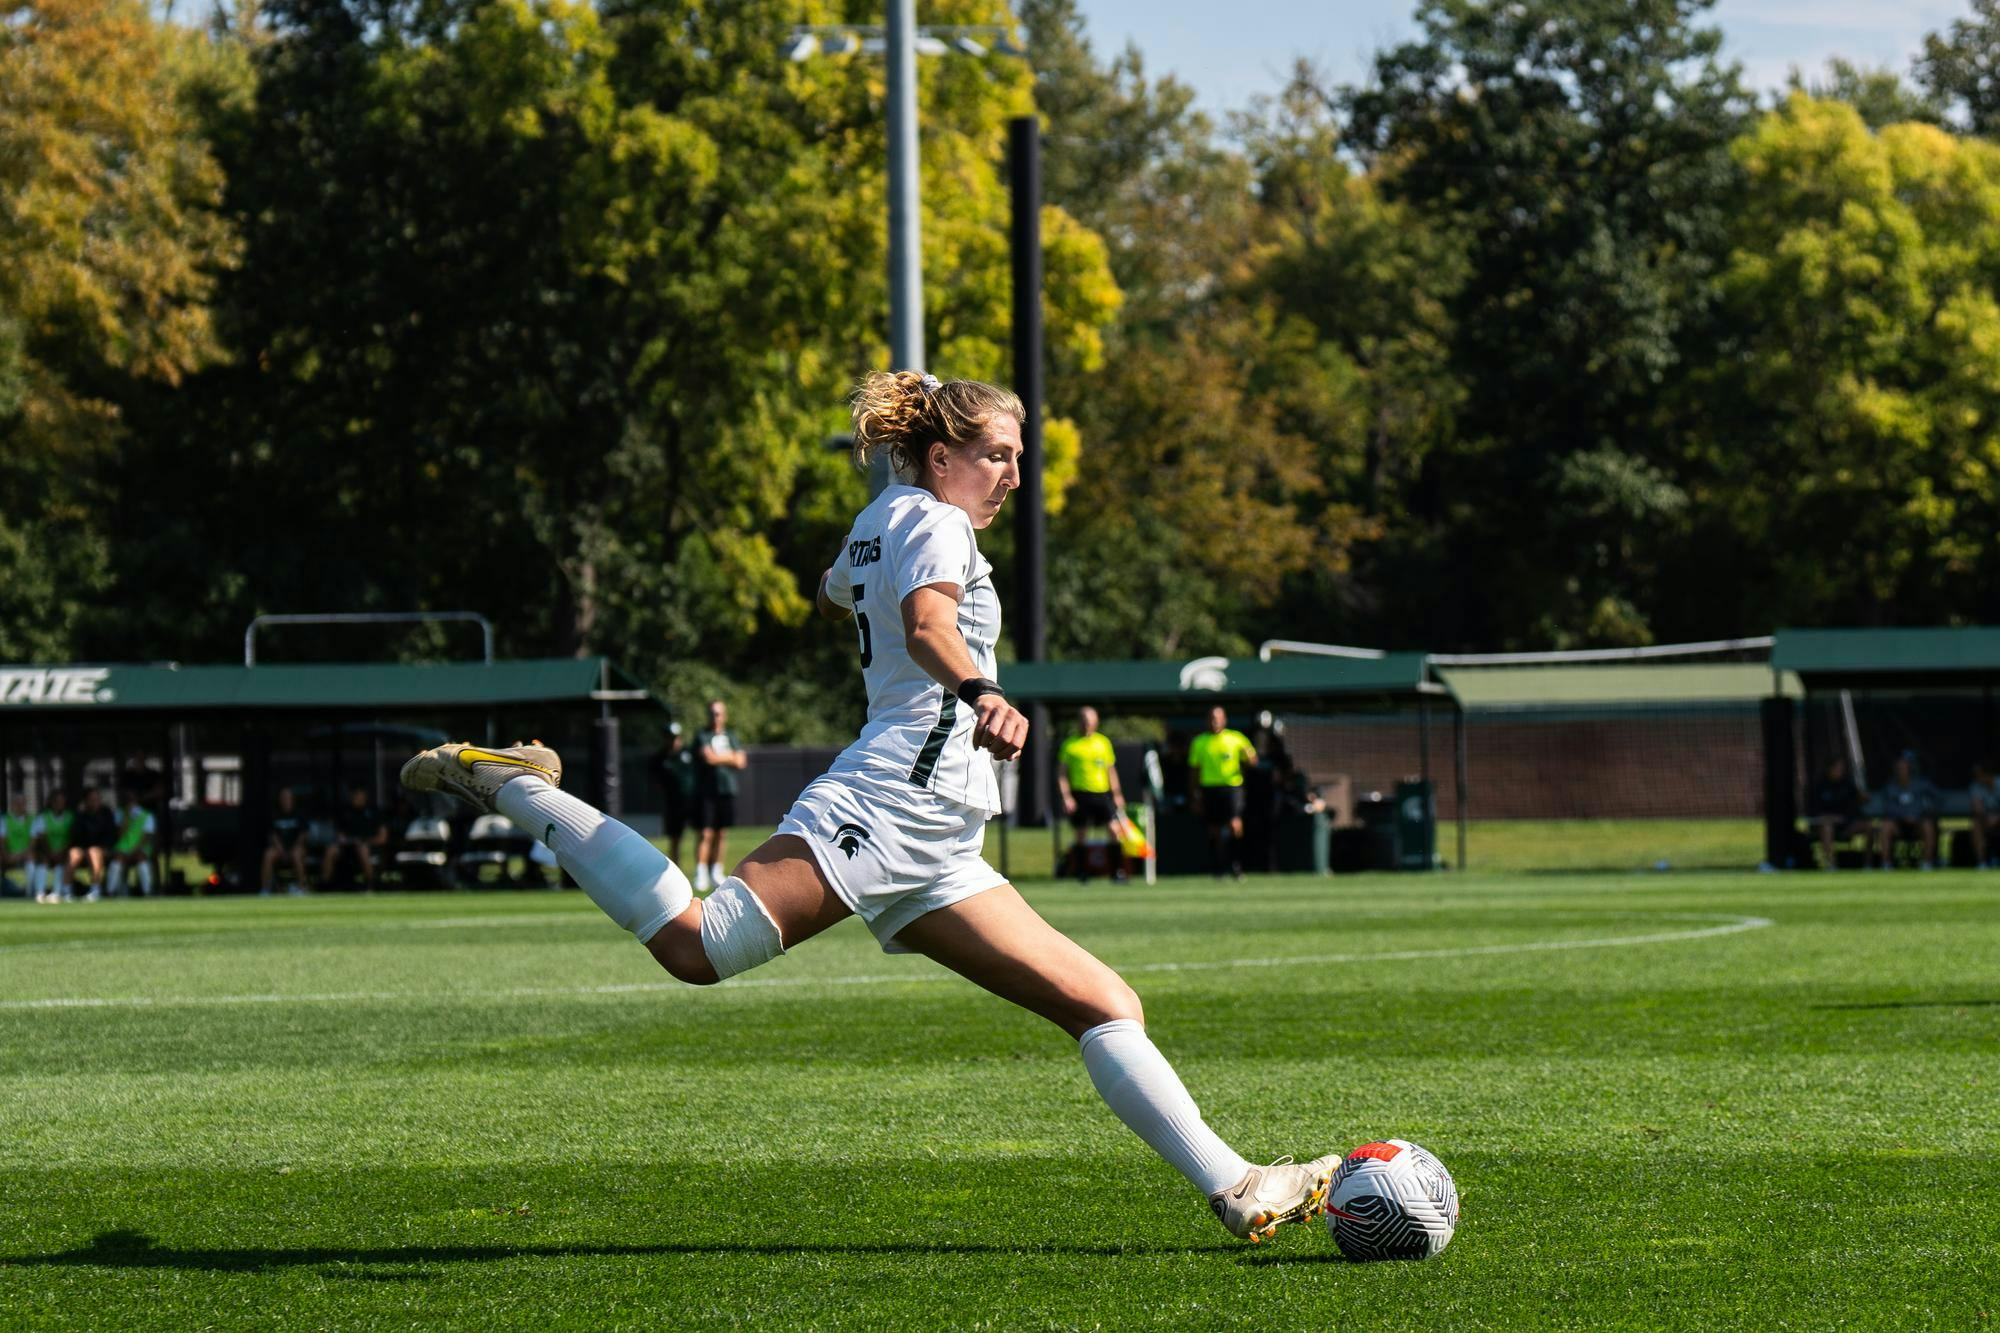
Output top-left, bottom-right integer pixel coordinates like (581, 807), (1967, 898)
(785, 18), (1027, 494)
(884, 0), (922, 498)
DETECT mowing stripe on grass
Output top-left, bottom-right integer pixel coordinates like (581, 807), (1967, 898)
(0, 912), (1772, 1010)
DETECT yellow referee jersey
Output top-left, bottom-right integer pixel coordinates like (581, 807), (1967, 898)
(1188, 729), (1256, 788)
(1060, 733), (1116, 794)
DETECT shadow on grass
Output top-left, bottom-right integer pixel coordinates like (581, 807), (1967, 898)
(1813, 998), (2000, 1011)
(0, 1229), (1233, 1275)
(1237, 1250), (1360, 1267)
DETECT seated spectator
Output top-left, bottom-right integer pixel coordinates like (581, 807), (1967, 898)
(3, 793), (36, 898)
(262, 787), (310, 896)
(1970, 763), (2000, 870)
(1807, 756), (1869, 870)
(69, 787), (118, 902)
(107, 794), (155, 897)
(34, 790), (73, 902)
(322, 787), (388, 889)
(1874, 753), (1939, 870)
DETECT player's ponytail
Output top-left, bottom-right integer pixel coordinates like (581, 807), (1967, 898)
(849, 371), (1025, 479)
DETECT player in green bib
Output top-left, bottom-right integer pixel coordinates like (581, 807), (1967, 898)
(109, 799), (156, 898)
(4, 794), (37, 898)
(36, 790), (75, 902)
(1057, 706), (1127, 882)
(1187, 706), (1257, 880)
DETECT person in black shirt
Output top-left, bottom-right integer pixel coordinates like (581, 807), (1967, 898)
(1873, 752), (1940, 870)
(1807, 756), (1868, 870)
(692, 699), (747, 892)
(648, 723), (694, 869)
(262, 787), (310, 896)
(69, 787), (118, 901)
(321, 787), (387, 889)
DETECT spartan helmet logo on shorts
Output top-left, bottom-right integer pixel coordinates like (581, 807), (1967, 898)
(833, 822), (871, 858)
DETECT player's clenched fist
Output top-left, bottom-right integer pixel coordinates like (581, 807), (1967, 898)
(971, 695), (1028, 760)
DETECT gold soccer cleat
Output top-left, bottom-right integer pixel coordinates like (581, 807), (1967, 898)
(1208, 1154), (1338, 1243)
(399, 741), (563, 815)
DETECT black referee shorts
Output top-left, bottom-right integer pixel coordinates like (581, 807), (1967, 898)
(1070, 791), (1116, 830)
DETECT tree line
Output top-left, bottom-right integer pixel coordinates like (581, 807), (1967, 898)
(7, 0), (2000, 738)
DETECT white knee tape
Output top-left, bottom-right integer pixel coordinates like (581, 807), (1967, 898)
(699, 877), (785, 980)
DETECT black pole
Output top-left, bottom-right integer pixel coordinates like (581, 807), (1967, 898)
(1010, 114), (1050, 827)
(1762, 695), (1797, 869)
(1454, 706), (1469, 871)
(592, 714), (623, 817)
(240, 724), (270, 895)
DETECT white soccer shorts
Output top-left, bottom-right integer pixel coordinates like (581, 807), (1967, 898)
(776, 767), (1008, 953)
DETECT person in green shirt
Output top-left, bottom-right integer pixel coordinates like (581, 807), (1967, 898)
(110, 797), (156, 897)
(4, 793), (37, 898)
(1057, 706), (1126, 883)
(1187, 706), (1257, 880)
(37, 789), (75, 902)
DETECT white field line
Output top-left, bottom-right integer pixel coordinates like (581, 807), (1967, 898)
(0, 911), (601, 958)
(0, 913), (1772, 1012)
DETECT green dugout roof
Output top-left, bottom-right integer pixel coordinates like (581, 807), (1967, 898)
(1772, 628), (2000, 686)
(0, 658), (650, 714)
(1438, 663), (1800, 711)
(999, 654), (1441, 706)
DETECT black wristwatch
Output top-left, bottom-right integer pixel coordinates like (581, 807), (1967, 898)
(956, 676), (1006, 706)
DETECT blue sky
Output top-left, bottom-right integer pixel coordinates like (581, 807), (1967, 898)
(1073, 0), (1966, 114)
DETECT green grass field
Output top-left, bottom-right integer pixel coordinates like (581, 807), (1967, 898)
(2, 869), (1995, 1328)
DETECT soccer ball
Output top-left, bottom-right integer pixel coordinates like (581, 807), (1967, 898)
(1323, 1139), (1458, 1261)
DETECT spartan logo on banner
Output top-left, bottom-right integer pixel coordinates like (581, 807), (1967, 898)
(1178, 656), (1229, 692)
(0, 668), (114, 705)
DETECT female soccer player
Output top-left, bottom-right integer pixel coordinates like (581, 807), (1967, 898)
(401, 371), (1335, 1241)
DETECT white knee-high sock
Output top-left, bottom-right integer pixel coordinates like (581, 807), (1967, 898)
(137, 860), (153, 895)
(494, 779), (691, 943)
(107, 862), (124, 897)
(1079, 1019), (1251, 1197)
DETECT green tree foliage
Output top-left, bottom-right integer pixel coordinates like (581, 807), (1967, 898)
(1237, 78), (1463, 641)
(0, 0), (238, 659)
(23, 0), (2000, 700)
(1024, 0), (1330, 659)
(1790, 59), (1944, 132)
(106, 0), (1113, 736)
(1919, 0), (2000, 137)
(1340, 0), (1749, 647)
(1686, 95), (2000, 626)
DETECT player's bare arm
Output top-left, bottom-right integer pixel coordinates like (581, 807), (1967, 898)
(902, 583), (1027, 760)
(816, 566), (851, 621)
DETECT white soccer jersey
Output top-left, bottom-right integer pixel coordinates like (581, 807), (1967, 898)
(823, 484), (1002, 814)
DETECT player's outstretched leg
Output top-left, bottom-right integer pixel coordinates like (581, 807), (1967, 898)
(401, 741), (693, 946)
(401, 741), (842, 989)
(897, 887), (1335, 1242)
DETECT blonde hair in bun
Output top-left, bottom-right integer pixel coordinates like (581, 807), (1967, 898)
(849, 370), (1025, 478)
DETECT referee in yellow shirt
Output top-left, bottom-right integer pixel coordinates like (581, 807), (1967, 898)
(1188, 705), (1257, 880)
(1057, 706), (1126, 882)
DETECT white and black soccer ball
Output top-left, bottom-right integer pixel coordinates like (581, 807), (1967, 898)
(1323, 1139), (1458, 1261)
